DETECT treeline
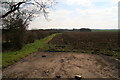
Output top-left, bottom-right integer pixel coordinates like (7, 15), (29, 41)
(2, 29), (57, 52)
(39, 28), (92, 32)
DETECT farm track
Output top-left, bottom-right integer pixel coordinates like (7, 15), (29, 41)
(2, 52), (120, 79)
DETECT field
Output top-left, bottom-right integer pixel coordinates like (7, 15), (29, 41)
(92, 29), (120, 32)
(2, 32), (120, 78)
(48, 32), (120, 59)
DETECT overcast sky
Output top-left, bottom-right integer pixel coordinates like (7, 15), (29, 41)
(29, 0), (119, 29)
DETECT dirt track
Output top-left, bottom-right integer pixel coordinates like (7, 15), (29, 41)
(2, 52), (120, 78)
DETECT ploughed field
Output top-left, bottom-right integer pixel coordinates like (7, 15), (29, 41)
(48, 32), (119, 59)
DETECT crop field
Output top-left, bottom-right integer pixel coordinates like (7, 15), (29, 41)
(48, 32), (120, 59)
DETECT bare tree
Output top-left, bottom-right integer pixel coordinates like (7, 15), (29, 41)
(0, 0), (56, 18)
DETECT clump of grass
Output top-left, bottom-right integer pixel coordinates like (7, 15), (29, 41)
(2, 33), (59, 68)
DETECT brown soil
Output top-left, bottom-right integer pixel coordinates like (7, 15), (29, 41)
(2, 52), (120, 79)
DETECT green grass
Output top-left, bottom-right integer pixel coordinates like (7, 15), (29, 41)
(2, 33), (60, 68)
(92, 29), (120, 32)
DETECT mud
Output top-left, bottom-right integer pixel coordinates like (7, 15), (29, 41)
(2, 52), (120, 79)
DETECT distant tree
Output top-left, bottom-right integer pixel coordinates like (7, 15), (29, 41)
(80, 28), (92, 32)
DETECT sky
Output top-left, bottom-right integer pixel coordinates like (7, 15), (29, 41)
(29, 0), (119, 29)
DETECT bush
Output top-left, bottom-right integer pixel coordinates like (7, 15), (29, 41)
(26, 31), (37, 43)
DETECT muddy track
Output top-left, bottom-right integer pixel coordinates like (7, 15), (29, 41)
(2, 52), (120, 79)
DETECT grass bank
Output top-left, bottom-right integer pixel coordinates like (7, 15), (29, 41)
(2, 33), (59, 68)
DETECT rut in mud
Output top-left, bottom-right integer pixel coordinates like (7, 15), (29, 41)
(3, 52), (120, 78)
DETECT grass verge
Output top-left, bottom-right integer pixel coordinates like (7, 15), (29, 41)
(2, 33), (60, 68)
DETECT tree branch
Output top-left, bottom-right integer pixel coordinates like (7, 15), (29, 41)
(1, 2), (25, 18)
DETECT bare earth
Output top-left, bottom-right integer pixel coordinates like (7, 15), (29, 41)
(3, 52), (120, 78)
